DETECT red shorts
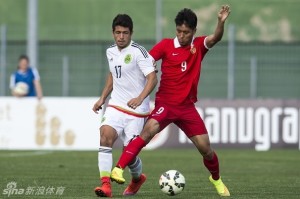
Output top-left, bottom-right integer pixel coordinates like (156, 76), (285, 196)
(148, 101), (207, 137)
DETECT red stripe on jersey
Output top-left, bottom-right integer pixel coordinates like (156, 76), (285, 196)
(108, 105), (149, 118)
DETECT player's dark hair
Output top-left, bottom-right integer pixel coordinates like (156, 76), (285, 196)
(112, 14), (133, 33)
(175, 8), (197, 30)
(18, 54), (29, 62)
(17, 54), (29, 69)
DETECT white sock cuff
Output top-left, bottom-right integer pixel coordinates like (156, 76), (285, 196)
(128, 156), (141, 168)
(99, 146), (112, 153)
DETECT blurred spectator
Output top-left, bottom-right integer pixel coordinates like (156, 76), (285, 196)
(10, 55), (43, 100)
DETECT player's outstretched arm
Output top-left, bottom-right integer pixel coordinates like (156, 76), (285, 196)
(205, 5), (231, 48)
(127, 71), (157, 109)
(92, 73), (113, 113)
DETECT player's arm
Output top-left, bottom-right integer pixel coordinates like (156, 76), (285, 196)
(127, 71), (157, 109)
(149, 40), (166, 73)
(10, 74), (19, 97)
(33, 80), (43, 100)
(93, 72), (113, 114)
(205, 5), (231, 48)
(32, 68), (43, 100)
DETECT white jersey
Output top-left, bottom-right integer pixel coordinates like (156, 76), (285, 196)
(106, 40), (155, 115)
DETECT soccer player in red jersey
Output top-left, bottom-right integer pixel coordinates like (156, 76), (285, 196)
(111, 5), (231, 196)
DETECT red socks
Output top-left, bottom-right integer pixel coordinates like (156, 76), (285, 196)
(116, 136), (146, 169)
(203, 152), (220, 180)
(116, 137), (220, 181)
(101, 176), (110, 184)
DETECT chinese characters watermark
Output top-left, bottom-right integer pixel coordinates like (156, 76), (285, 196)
(2, 182), (65, 197)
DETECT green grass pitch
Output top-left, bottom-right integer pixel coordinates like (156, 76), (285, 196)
(1, 149), (300, 198)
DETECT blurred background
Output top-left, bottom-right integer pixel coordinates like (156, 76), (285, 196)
(0, 0), (299, 98)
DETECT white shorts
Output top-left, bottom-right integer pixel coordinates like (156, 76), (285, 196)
(100, 107), (146, 145)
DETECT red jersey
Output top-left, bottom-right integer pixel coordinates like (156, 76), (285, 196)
(149, 36), (209, 105)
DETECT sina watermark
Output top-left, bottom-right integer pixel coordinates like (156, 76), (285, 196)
(2, 181), (65, 197)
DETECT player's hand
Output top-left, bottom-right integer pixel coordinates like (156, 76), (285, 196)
(93, 99), (105, 114)
(218, 5), (231, 22)
(37, 95), (43, 101)
(127, 97), (143, 110)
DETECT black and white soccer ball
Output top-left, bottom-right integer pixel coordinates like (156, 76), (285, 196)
(13, 82), (29, 96)
(159, 170), (185, 196)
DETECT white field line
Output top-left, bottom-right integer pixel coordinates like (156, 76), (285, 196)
(0, 151), (53, 157)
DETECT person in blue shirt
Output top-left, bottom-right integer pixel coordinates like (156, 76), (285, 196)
(10, 55), (43, 99)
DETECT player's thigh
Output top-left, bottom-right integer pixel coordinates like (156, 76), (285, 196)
(175, 105), (207, 138)
(147, 102), (174, 134)
(138, 118), (162, 143)
(123, 116), (146, 146)
(100, 107), (124, 145)
(138, 103), (175, 143)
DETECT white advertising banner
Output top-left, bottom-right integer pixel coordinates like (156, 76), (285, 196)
(0, 97), (102, 150)
(0, 98), (299, 151)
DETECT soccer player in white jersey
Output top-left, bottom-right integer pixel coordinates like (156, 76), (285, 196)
(92, 14), (157, 197)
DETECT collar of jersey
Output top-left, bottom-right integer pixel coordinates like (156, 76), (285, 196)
(174, 37), (195, 48)
(17, 68), (30, 74)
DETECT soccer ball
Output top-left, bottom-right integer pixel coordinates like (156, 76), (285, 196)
(159, 170), (185, 196)
(13, 82), (29, 96)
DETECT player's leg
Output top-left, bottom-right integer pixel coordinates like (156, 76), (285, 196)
(111, 104), (172, 184)
(175, 104), (230, 196)
(95, 125), (118, 197)
(122, 116), (147, 195)
(111, 118), (160, 184)
(116, 105), (171, 169)
(123, 150), (147, 195)
(189, 134), (219, 179)
(189, 135), (230, 196)
(128, 156), (144, 182)
(95, 108), (123, 197)
(98, 125), (118, 180)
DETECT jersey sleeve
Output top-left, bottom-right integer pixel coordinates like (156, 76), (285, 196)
(106, 48), (115, 69)
(136, 48), (155, 77)
(31, 67), (40, 80)
(9, 74), (16, 89)
(149, 39), (166, 61)
(197, 36), (209, 56)
(106, 48), (110, 62)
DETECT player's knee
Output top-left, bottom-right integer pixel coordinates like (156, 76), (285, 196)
(140, 121), (160, 143)
(194, 142), (213, 158)
(100, 132), (114, 147)
(139, 133), (151, 143)
(99, 125), (117, 147)
(201, 148), (214, 159)
(100, 138), (113, 147)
